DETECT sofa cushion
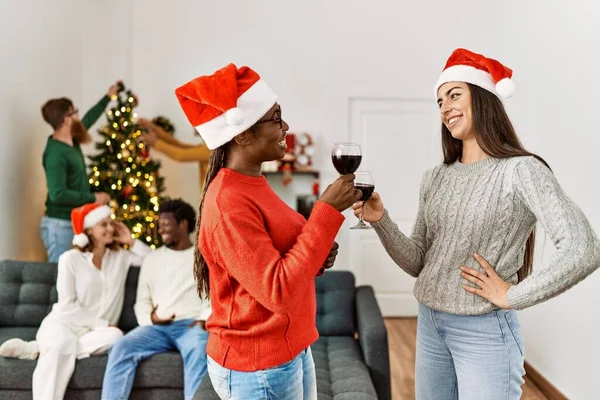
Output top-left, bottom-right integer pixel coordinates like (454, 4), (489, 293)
(118, 267), (141, 332)
(0, 328), (37, 389)
(0, 350), (185, 390)
(311, 336), (378, 399)
(69, 352), (184, 390)
(0, 327), (38, 344)
(0, 261), (57, 327)
(315, 271), (356, 336)
(194, 336), (377, 400)
(0, 328), (184, 391)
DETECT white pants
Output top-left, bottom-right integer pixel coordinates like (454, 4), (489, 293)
(32, 317), (123, 400)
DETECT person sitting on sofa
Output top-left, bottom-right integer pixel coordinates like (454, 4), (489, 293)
(101, 199), (212, 400)
(0, 202), (152, 400)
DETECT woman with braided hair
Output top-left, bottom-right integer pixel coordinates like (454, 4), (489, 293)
(175, 63), (361, 399)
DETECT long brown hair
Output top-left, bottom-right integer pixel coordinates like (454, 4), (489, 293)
(441, 83), (551, 282)
(194, 146), (227, 299)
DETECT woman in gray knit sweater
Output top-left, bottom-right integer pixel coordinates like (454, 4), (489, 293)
(353, 48), (600, 400)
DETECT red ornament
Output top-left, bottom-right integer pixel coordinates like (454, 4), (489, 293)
(141, 149), (149, 158)
(122, 185), (134, 198)
(284, 133), (295, 153)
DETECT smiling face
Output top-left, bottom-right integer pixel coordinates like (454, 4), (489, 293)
(85, 217), (115, 247)
(437, 81), (475, 141)
(158, 212), (187, 246)
(249, 103), (290, 162)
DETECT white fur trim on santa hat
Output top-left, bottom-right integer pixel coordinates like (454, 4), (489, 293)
(495, 77), (515, 98)
(195, 79), (277, 150)
(435, 65), (498, 98)
(72, 233), (89, 247)
(83, 205), (112, 229)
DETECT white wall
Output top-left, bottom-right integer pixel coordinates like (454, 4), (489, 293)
(499, 3), (600, 398)
(2, 0), (599, 397)
(0, 1), (88, 260)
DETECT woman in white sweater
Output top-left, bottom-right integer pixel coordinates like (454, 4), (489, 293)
(0, 203), (151, 400)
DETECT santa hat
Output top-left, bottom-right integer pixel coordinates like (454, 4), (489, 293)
(175, 63), (277, 150)
(435, 48), (515, 99)
(71, 203), (112, 248)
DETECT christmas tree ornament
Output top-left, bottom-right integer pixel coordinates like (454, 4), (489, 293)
(151, 116), (176, 136)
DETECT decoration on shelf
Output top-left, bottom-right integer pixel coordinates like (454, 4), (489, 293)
(280, 134), (296, 186)
(260, 132), (319, 187)
(294, 132), (315, 170)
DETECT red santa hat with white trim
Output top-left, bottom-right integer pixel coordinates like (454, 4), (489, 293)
(435, 48), (515, 99)
(175, 63), (277, 150)
(71, 203), (112, 248)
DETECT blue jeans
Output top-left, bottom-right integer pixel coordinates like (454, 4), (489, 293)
(40, 216), (73, 262)
(416, 303), (525, 400)
(207, 347), (317, 400)
(101, 319), (209, 400)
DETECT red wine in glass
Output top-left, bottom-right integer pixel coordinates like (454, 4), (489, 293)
(355, 183), (375, 201)
(331, 143), (362, 174)
(332, 155), (362, 175)
(351, 171), (375, 230)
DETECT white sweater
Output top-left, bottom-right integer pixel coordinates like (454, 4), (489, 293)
(49, 240), (151, 328)
(134, 245), (211, 326)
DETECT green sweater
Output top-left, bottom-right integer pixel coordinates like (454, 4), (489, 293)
(43, 95), (110, 220)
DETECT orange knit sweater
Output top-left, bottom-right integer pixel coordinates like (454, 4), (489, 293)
(199, 168), (344, 371)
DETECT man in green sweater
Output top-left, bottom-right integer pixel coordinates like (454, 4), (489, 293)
(40, 81), (121, 262)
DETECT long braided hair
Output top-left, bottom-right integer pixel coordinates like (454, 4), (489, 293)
(194, 146), (227, 299)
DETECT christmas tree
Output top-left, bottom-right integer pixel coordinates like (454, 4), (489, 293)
(88, 84), (166, 248)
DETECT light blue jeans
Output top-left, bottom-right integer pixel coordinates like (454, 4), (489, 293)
(207, 347), (317, 400)
(40, 216), (73, 262)
(101, 319), (209, 400)
(416, 303), (525, 400)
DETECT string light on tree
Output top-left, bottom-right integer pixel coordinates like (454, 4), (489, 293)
(87, 82), (166, 247)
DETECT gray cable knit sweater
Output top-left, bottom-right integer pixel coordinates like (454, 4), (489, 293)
(372, 156), (600, 315)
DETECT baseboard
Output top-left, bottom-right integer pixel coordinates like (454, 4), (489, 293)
(524, 362), (568, 400)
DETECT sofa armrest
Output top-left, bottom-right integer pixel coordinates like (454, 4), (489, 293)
(356, 285), (391, 400)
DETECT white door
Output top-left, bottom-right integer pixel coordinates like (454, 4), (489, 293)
(347, 97), (440, 316)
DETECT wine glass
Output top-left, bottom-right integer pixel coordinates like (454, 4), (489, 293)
(331, 143), (362, 175)
(351, 171), (375, 230)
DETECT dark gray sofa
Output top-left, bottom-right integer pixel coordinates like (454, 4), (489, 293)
(0, 260), (390, 400)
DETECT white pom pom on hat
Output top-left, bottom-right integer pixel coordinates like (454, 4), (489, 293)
(495, 77), (515, 98)
(72, 233), (90, 248)
(225, 107), (245, 126)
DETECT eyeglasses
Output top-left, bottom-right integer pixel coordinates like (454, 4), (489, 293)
(254, 106), (283, 129)
(66, 108), (79, 117)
